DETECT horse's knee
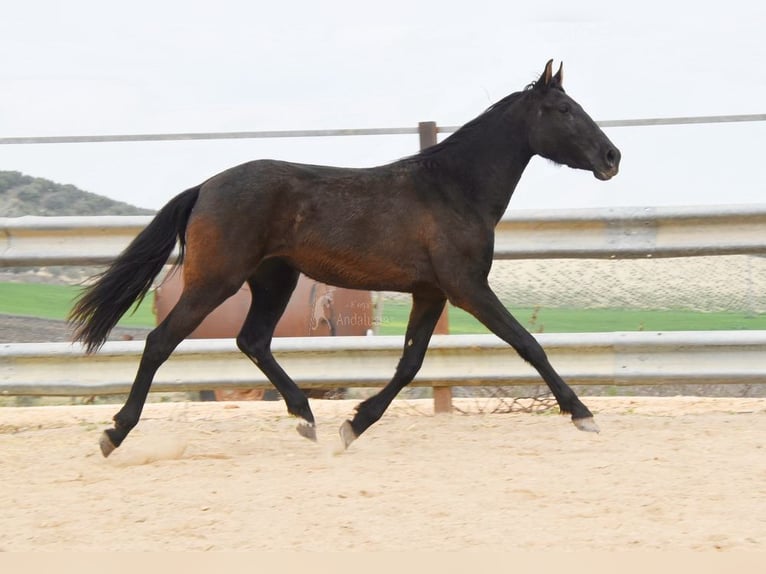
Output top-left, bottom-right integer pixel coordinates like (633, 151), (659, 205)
(514, 334), (547, 366)
(236, 332), (269, 361)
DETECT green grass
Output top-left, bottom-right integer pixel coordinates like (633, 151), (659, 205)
(3, 281), (766, 334)
(0, 282), (155, 327)
(376, 300), (766, 335)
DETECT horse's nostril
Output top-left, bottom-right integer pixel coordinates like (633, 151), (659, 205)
(605, 148), (619, 167)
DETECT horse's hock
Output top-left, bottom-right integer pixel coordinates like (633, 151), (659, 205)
(154, 269), (373, 400)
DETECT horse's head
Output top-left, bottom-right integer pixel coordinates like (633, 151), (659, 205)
(525, 60), (620, 181)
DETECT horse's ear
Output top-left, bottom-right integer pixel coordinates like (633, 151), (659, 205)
(537, 59), (554, 88)
(552, 62), (564, 88)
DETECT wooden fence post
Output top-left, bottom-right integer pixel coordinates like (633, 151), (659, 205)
(418, 121), (452, 414)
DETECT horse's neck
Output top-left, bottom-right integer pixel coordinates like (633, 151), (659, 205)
(480, 150), (530, 224)
(444, 131), (532, 225)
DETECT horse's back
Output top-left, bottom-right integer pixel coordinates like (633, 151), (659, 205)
(186, 158), (441, 291)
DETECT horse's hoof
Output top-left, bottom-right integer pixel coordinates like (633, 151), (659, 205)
(339, 420), (357, 449)
(573, 416), (600, 433)
(99, 431), (117, 458)
(296, 421), (317, 442)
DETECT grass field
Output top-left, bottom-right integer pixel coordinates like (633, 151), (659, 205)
(3, 281), (766, 335)
(0, 282), (155, 328)
(376, 303), (766, 335)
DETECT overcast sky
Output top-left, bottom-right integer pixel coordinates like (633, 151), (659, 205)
(2, 1), (765, 212)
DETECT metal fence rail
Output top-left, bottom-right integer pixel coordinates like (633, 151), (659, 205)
(2, 331), (765, 396)
(1, 113), (764, 146)
(3, 207), (766, 401)
(4, 203), (766, 267)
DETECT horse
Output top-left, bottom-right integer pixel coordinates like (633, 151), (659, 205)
(69, 60), (620, 457)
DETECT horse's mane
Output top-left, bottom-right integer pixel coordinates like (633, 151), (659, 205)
(401, 75), (567, 164)
(406, 88), (532, 162)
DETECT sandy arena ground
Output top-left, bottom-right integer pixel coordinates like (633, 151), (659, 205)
(0, 396), (764, 551)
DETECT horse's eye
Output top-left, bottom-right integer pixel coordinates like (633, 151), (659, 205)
(559, 103), (571, 114)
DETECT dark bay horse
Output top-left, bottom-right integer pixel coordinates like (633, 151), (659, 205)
(69, 60), (620, 457)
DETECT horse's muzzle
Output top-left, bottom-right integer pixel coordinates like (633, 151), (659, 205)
(594, 146), (621, 180)
(594, 165), (619, 180)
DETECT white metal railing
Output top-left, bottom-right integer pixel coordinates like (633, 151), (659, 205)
(3, 331), (765, 396)
(3, 204), (766, 267)
(3, 206), (766, 399)
(1, 113), (764, 145)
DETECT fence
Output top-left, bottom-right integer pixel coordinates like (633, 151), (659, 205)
(3, 331), (766, 397)
(1, 113), (765, 146)
(4, 204), (766, 268)
(3, 113), (766, 406)
(3, 206), (766, 405)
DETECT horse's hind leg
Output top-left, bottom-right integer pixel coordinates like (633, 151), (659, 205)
(235, 259), (317, 440)
(101, 276), (243, 457)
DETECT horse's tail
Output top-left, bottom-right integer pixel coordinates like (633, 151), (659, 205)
(68, 186), (201, 353)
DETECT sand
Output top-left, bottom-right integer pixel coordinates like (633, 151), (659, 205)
(1, 397), (764, 551)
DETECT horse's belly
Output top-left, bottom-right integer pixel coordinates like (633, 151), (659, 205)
(284, 250), (429, 292)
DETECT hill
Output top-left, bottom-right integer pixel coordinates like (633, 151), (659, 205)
(0, 170), (154, 216)
(0, 170), (156, 284)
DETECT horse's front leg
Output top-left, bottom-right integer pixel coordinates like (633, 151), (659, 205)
(448, 280), (598, 432)
(340, 290), (446, 448)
